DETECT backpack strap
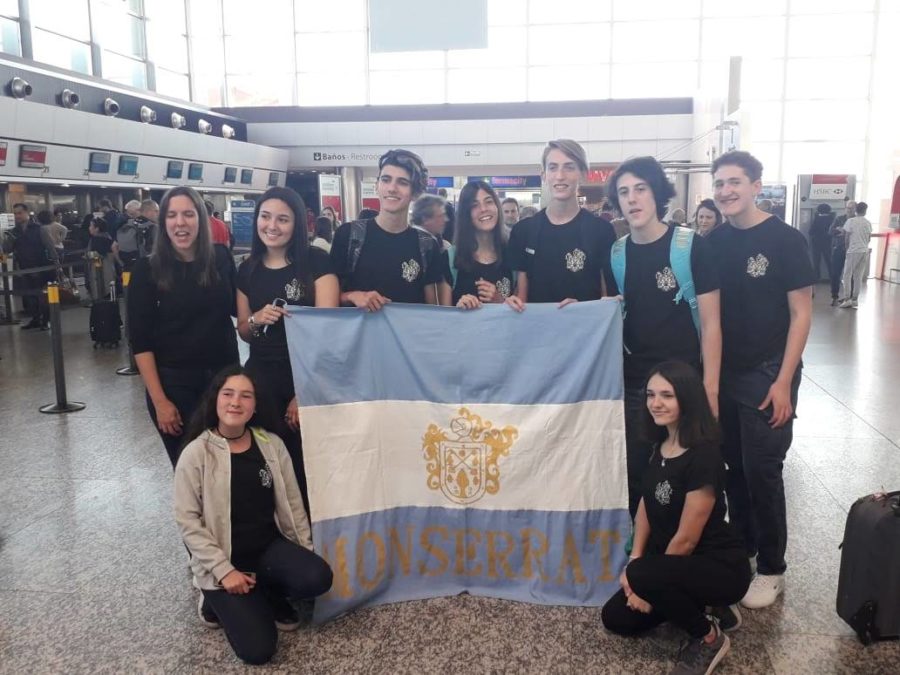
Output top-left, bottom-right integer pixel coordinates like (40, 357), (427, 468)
(669, 226), (700, 337)
(346, 219), (369, 275)
(446, 244), (458, 287)
(413, 226), (438, 279)
(610, 234), (629, 319)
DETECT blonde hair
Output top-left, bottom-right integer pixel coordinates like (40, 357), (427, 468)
(541, 139), (589, 173)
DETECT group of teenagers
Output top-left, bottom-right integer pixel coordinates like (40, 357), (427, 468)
(126, 140), (814, 673)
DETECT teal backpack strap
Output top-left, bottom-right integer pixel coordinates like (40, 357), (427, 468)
(447, 244), (458, 287)
(669, 226), (700, 336)
(610, 234), (629, 318)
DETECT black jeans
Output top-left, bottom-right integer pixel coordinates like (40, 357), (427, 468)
(19, 272), (50, 324)
(810, 235), (830, 281)
(602, 551), (751, 639)
(146, 366), (223, 467)
(202, 537), (333, 665)
(719, 359), (801, 575)
(245, 356), (308, 513)
(624, 382), (654, 518)
(830, 247), (846, 299)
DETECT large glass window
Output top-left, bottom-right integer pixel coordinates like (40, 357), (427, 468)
(155, 67), (190, 100)
(31, 0), (91, 41)
(102, 50), (147, 88)
(294, 0), (366, 31)
(529, 24), (611, 66)
(613, 0), (700, 21)
(612, 61), (698, 98)
(0, 15), (20, 56)
(0, 0), (18, 16)
(32, 29), (92, 74)
(529, 0), (610, 24)
(528, 65), (609, 102)
(448, 66), (527, 103)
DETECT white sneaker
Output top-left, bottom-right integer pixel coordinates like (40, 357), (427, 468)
(851, 300), (859, 308)
(741, 574), (784, 609)
(839, 300), (854, 309)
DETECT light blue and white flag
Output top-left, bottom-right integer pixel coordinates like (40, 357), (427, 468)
(285, 300), (628, 622)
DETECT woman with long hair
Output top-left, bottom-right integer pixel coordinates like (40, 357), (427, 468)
(693, 199), (723, 237)
(452, 180), (513, 309)
(601, 360), (751, 675)
(236, 186), (339, 506)
(127, 186), (238, 467)
(176, 365), (332, 665)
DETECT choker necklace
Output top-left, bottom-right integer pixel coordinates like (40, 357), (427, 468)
(217, 426), (246, 441)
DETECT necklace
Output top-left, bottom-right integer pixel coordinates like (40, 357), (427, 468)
(216, 426), (246, 441)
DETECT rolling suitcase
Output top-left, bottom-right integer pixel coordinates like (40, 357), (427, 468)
(836, 491), (900, 644)
(89, 280), (121, 348)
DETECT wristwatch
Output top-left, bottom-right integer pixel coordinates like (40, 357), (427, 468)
(248, 313), (262, 337)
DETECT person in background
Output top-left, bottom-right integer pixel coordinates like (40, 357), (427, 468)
(601, 361), (751, 675)
(357, 208), (379, 219)
(669, 208), (687, 227)
(501, 197), (520, 241)
(808, 203), (834, 282)
(828, 200), (855, 306)
(694, 199), (723, 237)
(321, 205), (339, 231)
(86, 217), (118, 300)
(128, 186), (239, 468)
(124, 199), (142, 221)
(135, 199), (159, 258)
(838, 202), (872, 309)
(205, 200), (231, 250)
(236, 186), (340, 508)
(708, 151), (814, 609)
(175, 365), (333, 665)
(311, 216), (334, 253)
(98, 198), (125, 238)
(452, 180), (513, 309)
(37, 209), (68, 257)
(756, 199), (774, 214)
(3, 204), (56, 330)
(411, 193), (453, 305)
(519, 206), (537, 219)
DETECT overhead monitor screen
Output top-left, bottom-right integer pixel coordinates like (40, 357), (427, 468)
(89, 152), (111, 173)
(240, 169), (253, 185)
(188, 163), (203, 180)
(223, 167), (237, 183)
(166, 161), (184, 179)
(118, 155), (139, 176)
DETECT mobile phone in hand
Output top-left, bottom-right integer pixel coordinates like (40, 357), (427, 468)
(263, 298), (287, 335)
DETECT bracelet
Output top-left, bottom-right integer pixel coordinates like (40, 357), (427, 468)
(248, 313), (263, 337)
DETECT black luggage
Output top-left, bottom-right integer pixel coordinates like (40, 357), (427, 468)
(836, 491), (900, 644)
(90, 281), (121, 348)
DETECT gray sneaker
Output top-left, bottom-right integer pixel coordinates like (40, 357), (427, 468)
(670, 623), (730, 675)
(709, 604), (742, 632)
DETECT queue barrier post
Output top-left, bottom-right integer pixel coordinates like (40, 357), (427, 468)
(39, 282), (86, 414)
(0, 254), (19, 325)
(116, 271), (138, 376)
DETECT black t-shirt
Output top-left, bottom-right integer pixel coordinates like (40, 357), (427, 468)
(440, 246), (454, 287)
(707, 217), (815, 370)
(331, 219), (443, 304)
(89, 234), (113, 257)
(642, 442), (743, 557)
(127, 246), (238, 369)
(452, 258), (514, 305)
(623, 228), (719, 386)
(237, 248), (334, 362)
(507, 208), (617, 303)
(230, 436), (279, 571)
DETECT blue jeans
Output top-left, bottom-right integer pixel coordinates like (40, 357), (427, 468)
(719, 358), (801, 575)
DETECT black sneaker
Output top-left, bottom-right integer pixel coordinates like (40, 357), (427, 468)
(670, 622), (730, 675)
(270, 595), (301, 632)
(709, 604), (742, 632)
(197, 595), (220, 629)
(20, 320), (40, 330)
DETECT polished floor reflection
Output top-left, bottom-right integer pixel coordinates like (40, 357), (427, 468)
(1, 281), (899, 673)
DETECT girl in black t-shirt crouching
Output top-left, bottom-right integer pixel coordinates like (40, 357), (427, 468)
(452, 180), (513, 309)
(236, 187), (339, 511)
(601, 360), (751, 675)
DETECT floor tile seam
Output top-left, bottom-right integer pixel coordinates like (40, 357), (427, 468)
(800, 373), (900, 450)
(787, 450), (853, 515)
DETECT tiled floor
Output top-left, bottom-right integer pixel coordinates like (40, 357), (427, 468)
(1, 282), (899, 674)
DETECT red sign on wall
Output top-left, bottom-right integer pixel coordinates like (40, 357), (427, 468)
(0, 141), (7, 166)
(19, 144), (47, 169)
(585, 167), (616, 185)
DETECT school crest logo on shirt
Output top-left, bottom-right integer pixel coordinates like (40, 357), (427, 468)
(496, 277), (512, 298)
(284, 278), (306, 301)
(565, 248), (586, 273)
(423, 408), (518, 505)
(746, 254), (769, 278)
(401, 258), (420, 283)
(656, 266), (677, 292)
(259, 463), (273, 488)
(654, 480), (672, 506)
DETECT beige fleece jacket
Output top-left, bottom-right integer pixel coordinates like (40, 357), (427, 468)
(174, 428), (313, 590)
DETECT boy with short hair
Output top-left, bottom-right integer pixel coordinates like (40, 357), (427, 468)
(508, 139), (616, 308)
(708, 150), (814, 609)
(838, 202), (872, 309)
(331, 149), (443, 310)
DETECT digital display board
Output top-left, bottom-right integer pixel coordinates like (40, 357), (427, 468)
(223, 167), (237, 183)
(89, 152), (111, 173)
(188, 163), (203, 180)
(118, 155), (139, 176)
(19, 144), (47, 169)
(0, 141), (8, 167)
(267, 172), (279, 186)
(240, 169), (253, 185)
(166, 161), (184, 179)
